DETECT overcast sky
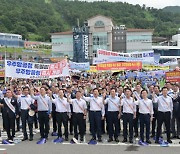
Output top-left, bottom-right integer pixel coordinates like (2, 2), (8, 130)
(85, 0), (180, 9)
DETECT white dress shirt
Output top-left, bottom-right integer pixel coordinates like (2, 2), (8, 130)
(104, 96), (120, 112)
(52, 97), (70, 113)
(157, 95), (173, 112)
(121, 97), (136, 114)
(83, 96), (105, 116)
(71, 98), (87, 113)
(138, 98), (154, 115)
(31, 94), (52, 112)
(19, 95), (34, 110)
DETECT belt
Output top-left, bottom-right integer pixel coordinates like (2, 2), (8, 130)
(90, 110), (101, 112)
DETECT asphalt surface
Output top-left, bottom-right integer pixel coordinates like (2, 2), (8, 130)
(0, 118), (180, 154)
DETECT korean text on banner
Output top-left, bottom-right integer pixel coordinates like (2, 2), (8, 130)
(5, 59), (70, 79)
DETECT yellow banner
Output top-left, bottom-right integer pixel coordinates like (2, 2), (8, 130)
(143, 64), (169, 70)
(87, 66), (98, 73)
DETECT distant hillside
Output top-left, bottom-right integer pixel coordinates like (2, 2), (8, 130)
(163, 6), (180, 14)
(0, 0), (179, 41)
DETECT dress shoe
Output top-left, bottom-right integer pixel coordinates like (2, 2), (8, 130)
(22, 137), (28, 141)
(65, 137), (69, 141)
(129, 140), (133, 143)
(167, 140), (172, 144)
(146, 140), (151, 144)
(115, 138), (119, 142)
(122, 139), (127, 143)
(29, 137), (33, 141)
(98, 138), (102, 142)
(108, 138), (113, 142)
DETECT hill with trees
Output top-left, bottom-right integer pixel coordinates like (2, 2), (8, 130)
(0, 0), (179, 41)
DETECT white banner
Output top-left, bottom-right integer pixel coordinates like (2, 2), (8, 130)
(69, 61), (90, 71)
(93, 49), (154, 64)
(5, 59), (70, 79)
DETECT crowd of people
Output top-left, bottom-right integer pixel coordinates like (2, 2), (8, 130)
(0, 72), (179, 145)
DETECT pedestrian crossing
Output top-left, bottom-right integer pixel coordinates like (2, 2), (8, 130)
(0, 129), (39, 145)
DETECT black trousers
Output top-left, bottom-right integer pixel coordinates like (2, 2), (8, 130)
(56, 112), (68, 138)
(156, 111), (171, 141)
(151, 109), (158, 136)
(38, 111), (49, 138)
(21, 110), (34, 138)
(89, 111), (102, 139)
(34, 112), (38, 129)
(133, 109), (139, 136)
(4, 114), (15, 140)
(123, 113), (134, 140)
(73, 113), (85, 139)
(139, 113), (150, 141)
(16, 112), (21, 131)
(52, 111), (57, 132)
(107, 111), (119, 139)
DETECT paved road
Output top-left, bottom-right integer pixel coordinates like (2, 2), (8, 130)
(0, 118), (180, 154)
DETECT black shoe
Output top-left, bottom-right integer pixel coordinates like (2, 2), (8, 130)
(80, 137), (84, 142)
(167, 140), (172, 144)
(108, 138), (113, 142)
(146, 140), (151, 144)
(150, 135), (155, 138)
(122, 139), (127, 143)
(22, 137), (28, 141)
(115, 138), (119, 142)
(65, 137), (69, 141)
(70, 132), (73, 135)
(155, 140), (160, 144)
(98, 138), (102, 142)
(171, 136), (177, 139)
(134, 134), (138, 137)
(29, 137), (33, 141)
(129, 140), (133, 144)
(90, 138), (96, 141)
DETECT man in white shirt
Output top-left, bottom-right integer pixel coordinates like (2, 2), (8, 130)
(83, 88), (105, 142)
(30, 87), (52, 142)
(155, 87), (173, 144)
(51, 89), (70, 141)
(138, 89), (153, 144)
(67, 91), (87, 142)
(19, 87), (35, 141)
(104, 88), (121, 142)
(120, 88), (136, 143)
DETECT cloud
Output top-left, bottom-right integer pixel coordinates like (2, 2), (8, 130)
(84, 0), (180, 8)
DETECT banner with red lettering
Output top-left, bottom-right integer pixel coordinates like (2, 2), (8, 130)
(5, 59), (70, 79)
(165, 71), (180, 82)
(97, 62), (142, 71)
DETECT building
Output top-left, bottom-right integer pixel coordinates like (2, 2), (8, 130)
(51, 15), (154, 62)
(0, 33), (24, 48)
(152, 32), (180, 64)
(51, 31), (73, 59)
(112, 25), (126, 53)
(126, 29), (153, 53)
(87, 15), (114, 58)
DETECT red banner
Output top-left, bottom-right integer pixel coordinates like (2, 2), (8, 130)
(165, 71), (180, 82)
(97, 62), (142, 71)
